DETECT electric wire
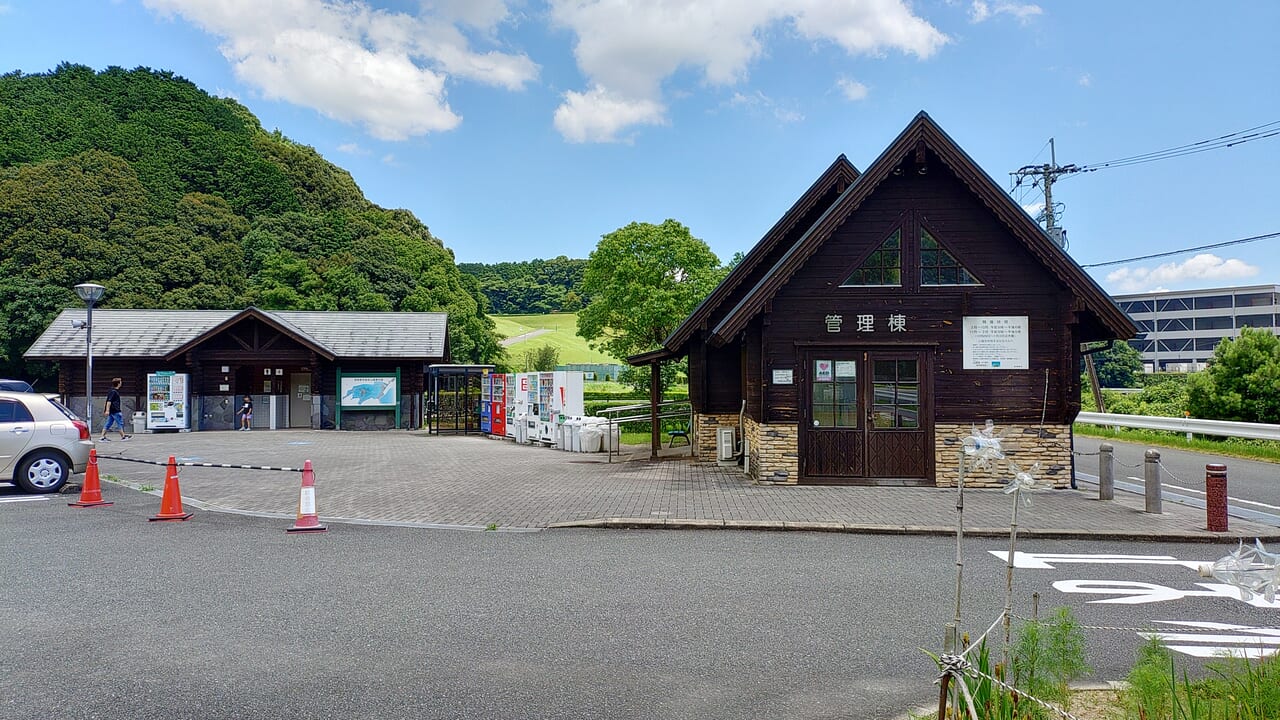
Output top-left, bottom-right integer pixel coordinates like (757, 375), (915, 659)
(1080, 231), (1280, 268)
(1073, 121), (1280, 174)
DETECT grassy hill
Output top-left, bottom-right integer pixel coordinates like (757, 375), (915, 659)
(490, 313), (620, 365)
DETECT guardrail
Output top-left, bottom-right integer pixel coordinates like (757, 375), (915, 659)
(1075, 412), (1280, 442)
(597, 400), (691, 462)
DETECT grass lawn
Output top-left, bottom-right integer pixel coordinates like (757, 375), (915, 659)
(490, 313), (619, 366)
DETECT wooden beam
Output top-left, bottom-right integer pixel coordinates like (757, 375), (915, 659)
(650, 362), (660, 460)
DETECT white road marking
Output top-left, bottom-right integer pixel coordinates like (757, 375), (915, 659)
(1124, 475), (1280, 512)
(0, 495), (48, 504)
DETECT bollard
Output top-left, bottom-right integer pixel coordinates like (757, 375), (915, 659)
(1143, 449), (1162, 514)
(1098, 443), (1115, 501)
(1205, 463), (1228, 532)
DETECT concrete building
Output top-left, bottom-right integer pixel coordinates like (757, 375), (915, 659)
(1114, 284), (1280, 372)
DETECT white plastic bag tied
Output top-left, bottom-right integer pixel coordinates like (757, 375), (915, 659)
(962, 419), (1005, 471)
(1200, 539), (1280, 603)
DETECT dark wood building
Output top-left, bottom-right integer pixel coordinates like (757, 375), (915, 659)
(25, 308), (449, 431)
(631, 112), (1137, 487)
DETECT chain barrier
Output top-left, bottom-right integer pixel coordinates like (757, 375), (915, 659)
(963, 664), (1085, 720)
(1071, 450), (1100, 458)
(1157, 460), (1186, 484)
(97, 454), (304, 472)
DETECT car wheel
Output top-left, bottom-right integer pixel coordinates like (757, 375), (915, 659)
(14, 452), (69, 494)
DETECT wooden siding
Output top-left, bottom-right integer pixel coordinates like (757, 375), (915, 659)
(760, 151), (1081, 425)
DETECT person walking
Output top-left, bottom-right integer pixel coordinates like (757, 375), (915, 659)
(101, 377), (130, 441)
(237, 395), (253, 431)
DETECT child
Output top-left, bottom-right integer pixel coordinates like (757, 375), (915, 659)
(101, 377), (131, 441)
(238, 395), (253, 431)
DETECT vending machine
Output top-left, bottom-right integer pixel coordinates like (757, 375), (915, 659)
(549, 371), (585, 447)
(526, 372), (542, 443)
(504, 374), (517, 438)
(512, 372), (533, 444)
(479, 370), (493, 434)
(489, 373), (507, 437)
(146, 371), (190, 431)
(537, 372), (555, 443)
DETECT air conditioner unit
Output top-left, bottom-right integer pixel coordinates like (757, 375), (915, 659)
(717, 426), (736, 461)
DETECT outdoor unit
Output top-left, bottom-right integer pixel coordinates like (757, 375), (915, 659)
(716, 426), (736, 462)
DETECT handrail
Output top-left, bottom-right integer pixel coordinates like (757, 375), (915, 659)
(1075, 412), (1280, 442)
(594, 400), (691, 463)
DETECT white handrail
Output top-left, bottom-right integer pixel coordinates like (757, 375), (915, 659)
(1075, 412), (1280, 442)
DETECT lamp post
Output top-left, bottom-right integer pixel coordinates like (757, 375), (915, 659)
(73, 283), (106, 435)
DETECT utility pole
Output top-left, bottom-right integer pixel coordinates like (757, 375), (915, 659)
(1011, 139), (1080, 249)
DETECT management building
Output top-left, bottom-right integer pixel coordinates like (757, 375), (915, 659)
(1114, 284), (1280, 372)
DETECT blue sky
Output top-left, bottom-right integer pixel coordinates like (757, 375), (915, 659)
(2, 1), (1277, 295)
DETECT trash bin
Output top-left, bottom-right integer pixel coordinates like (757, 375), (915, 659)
(132, 411), (147, 435)
(580, 423), (602, 453)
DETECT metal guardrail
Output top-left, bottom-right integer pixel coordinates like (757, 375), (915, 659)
(1075, 411), (1280, 442)
(596, 400), (691, 462)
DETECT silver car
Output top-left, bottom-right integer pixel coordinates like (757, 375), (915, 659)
(0, 391), (93, 493)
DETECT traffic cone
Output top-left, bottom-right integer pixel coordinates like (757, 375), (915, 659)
(149, 456), (192, 522)
(287, 460), (326, 533)
(69, 448), (113, 508)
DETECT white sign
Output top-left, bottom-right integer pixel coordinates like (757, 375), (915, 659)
(834, 361), (857, 379)
(963, 316), (1029, 369)
(772, 369), (793, 385)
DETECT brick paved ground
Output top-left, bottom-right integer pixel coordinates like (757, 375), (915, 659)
(85, 429), (1280, 540)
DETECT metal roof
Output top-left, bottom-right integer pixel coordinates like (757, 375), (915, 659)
(24, 308), (448, 360)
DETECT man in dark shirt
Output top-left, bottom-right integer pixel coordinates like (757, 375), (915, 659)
(101, 377), (130, 441)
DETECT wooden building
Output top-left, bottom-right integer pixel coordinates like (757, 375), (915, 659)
(631, 113), (1137, 487)
(25, 308), (448, 431)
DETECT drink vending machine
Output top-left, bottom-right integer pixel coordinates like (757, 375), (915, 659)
(488, 373), (507, 437)
(479, 371), (493, 434)
(535, 371), (585, 446)
(537, 372), (555, 443)
(511, 372), (533, 444)
(504, 374), (516, 439)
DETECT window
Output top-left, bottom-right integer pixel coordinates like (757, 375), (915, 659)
(1158, 339), (1192, 353)
(841, 230), (901, 286)
(1194, 337), (1223, 351)
(919, 228), (980, 286)
(871, 359), (919, 429)
(1194, 295), (1233, 310)
(1195, 316), (1233, 331)
(1235, 292), (1276, 308)
(810, 359), (858, 428)
(1157, 298), (1190, 312)
(0, 398), (34, 423)
(1157, 317), (1192, 332)
(1236, 314), (1274, 328)
(1128, 339), (1153, 353)
(1120, 300), (1153, 314)
(1135, 319), (1154, 333)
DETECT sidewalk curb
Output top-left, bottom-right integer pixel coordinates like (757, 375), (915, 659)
(546, 517), (1280, 542)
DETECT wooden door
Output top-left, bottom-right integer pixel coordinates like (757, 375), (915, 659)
(801, 349), (932, 484)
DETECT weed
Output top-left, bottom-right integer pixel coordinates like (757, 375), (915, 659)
(139, 484), (156, 492)
(485, 522), (498, 531)
(1124, 636), (1280, 719)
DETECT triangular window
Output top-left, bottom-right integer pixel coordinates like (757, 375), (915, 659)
(920, 228), (981, 286)
(841, 229), (901, 287)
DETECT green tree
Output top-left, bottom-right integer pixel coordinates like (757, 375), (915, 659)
(1090, 340), (1144, 388)
(522, 345), (560, 372)
(576, 219), (723, 364)
(1186, 327), (1280, 423)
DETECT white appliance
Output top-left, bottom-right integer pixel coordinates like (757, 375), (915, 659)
(504, 373), (516, 438)
(513, 372), (533, 444)
(717, 426), (737, 462)
(547, 371), (585, 449)
(146, 372), (190, 431)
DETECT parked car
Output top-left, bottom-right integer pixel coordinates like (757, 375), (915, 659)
(0, 379), (35, 392)
(0, 390), (92, 493)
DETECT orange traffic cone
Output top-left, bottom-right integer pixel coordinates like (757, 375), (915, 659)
(69, 448), (113, 508)
(287, 460), (326, 533)
(149, 456), (192, 522)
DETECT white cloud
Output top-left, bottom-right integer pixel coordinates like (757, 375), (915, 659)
(548, 0), (947, 142)
(1105, 253), (1260, 293)
(554, 86), (667, 144)
(969, 1), (1042, 24)
(336, 142), (367, 154)
(381, 153), (398, 165)
(142, 0), (538, 140)
(836, 77), (869, 101)
(726, 91), (804, 123)
(1077, 73), (1091, 87)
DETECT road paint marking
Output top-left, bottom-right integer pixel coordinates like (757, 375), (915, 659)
(990, 551), (1204, 570)
(0, 495), (48, 504)
(1124, 476), (1280, 512)
(1052, 579), (1280, 608)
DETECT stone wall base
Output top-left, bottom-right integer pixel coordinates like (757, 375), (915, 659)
(934, 422), (1073, 488)
(692, 413), (741, 460)
(743, 416), (799, 484)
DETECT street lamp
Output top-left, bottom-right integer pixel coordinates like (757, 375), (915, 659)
(73, 283), (105, 435)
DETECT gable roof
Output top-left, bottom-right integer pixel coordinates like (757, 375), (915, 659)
(705, 111), (1136, 347)
(634, 154), (859, 364)
(24, 308), (449, 360)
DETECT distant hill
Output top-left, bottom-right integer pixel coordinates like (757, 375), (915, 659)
(490, 313), (619, 365)
(0, 63), (501, 381)
(459, 257), (586, 315)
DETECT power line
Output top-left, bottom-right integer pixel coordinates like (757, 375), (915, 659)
(1073, 120), (1280, 173)
(1080, 231), (1280, 268)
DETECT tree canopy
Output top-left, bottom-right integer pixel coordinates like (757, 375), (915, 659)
(1186, 327), (1280, 423)
(576, 219), (725, 362)
(457, 256), (586, 315)
(0, 64), (502, 381)
(1088, 340), (1144, 388)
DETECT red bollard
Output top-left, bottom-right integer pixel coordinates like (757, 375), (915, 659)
(1205, 463), (1228, 532)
